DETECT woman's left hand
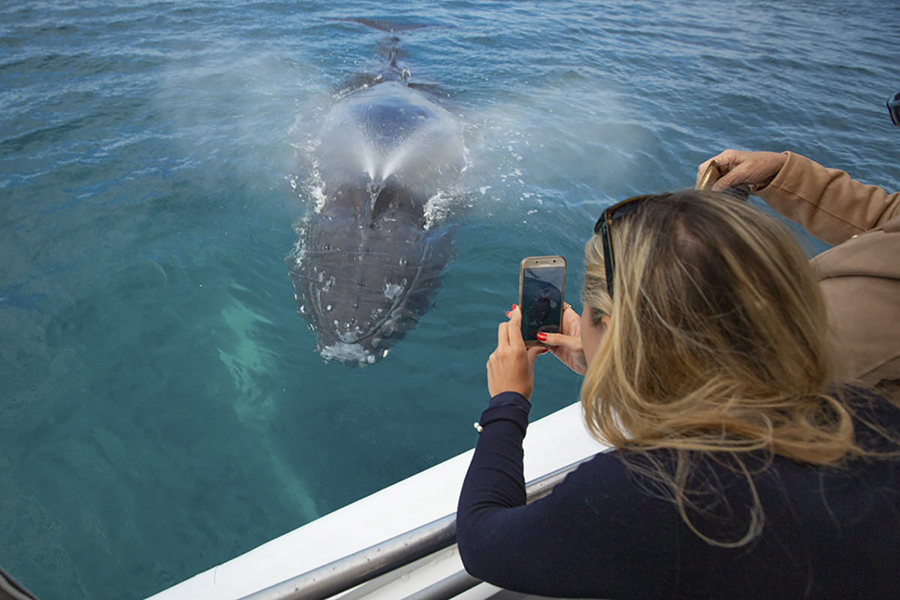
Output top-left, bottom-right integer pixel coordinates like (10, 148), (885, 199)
(487, 306), (546, 399)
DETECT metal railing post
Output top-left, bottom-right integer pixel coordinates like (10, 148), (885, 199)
(241, 457), (591, 600)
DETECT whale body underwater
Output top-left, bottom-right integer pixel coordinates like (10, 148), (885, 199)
(289, 35), (466, 365)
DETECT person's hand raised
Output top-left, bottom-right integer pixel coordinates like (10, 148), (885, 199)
(486, 306), (545, 399)
(697, 150), (787, 192)
(535, 303), (588, 375)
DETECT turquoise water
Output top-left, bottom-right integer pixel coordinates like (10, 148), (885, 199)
(1, 1), (897, 598)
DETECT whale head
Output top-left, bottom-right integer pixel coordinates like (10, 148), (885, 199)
(289, 175), (453, 365)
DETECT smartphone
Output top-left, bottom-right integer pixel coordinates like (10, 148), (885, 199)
(518, 255), (566, 346)
(697, 160), (722, 190)
(697, 159), (750, 201)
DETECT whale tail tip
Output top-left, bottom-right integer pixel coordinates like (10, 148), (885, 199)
(336, 18), (453, 34)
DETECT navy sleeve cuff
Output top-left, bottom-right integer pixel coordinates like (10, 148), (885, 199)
(479, 392), (532, 437)
(487, 391), (532, 411)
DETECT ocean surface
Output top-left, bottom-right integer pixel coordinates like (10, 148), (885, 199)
(1, 1), (897, 598)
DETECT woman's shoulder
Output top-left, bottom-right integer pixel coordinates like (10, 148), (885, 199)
(842, 386), (900, 451)
(568, 388), (900, 489)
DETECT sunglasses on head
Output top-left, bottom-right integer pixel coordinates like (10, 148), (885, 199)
(593, 194), (659, 299)
(594, 186), (748, 298)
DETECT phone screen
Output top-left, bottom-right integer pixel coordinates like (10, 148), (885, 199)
(520, 264), (565, 342)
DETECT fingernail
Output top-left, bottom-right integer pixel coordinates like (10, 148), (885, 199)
(536, 332), (547, 341)
(505, 311), (510, 317)
(539, 348), (548, 355)
(512, 304), (517, 311)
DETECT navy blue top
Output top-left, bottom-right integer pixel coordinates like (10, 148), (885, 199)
(457, 391), (900, 600)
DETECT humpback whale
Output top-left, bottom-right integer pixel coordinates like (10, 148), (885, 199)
(289, 22), (466, 365)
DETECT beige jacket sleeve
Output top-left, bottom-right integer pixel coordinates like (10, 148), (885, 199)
(756, 152), (900, 246)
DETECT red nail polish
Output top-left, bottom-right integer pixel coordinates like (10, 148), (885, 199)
(505, 311), (510, 317)
(536, 332), (547, 341)
(512, 304), (517, 311)
(539, 348), (548, 354)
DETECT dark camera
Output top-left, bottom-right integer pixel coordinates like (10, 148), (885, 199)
(888, 92), (900, 127)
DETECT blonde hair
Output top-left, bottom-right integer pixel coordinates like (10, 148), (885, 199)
(581, 190), (857, 545)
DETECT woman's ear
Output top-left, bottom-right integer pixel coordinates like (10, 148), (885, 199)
(601, 315), (612, 330)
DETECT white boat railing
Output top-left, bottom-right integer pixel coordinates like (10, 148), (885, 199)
(241, 457), (591, 600)
(0, 564), (40, 600)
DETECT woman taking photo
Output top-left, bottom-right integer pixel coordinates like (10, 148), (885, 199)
(457, 190), (900, 599)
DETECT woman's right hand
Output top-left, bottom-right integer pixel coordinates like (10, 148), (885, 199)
(697, 150), (787, 192)
(536, 303), (588, 375)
